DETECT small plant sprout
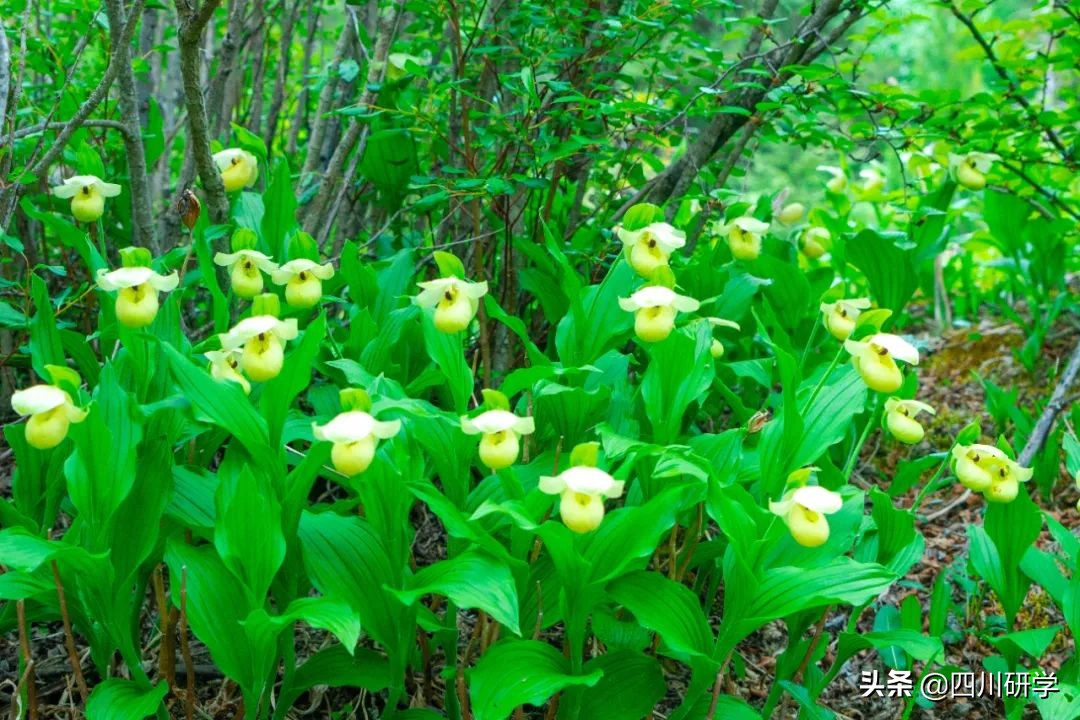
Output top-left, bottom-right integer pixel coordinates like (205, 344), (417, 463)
(817, 165), (847, 193)
(618, 285), (700, 343)
(844, 333), (920, 393)
(272, 258), (336, 308)
(460, 389), (535, 471)
(50, 175), (122, 222)
(717, 216), (770, 261)
(212, 148), (259, 192)
(11, 381), (88, 450)
(707, 317), (741, 359)
(312, 389), (402, 477)
(951, 443), (1033, 502)
(214, 229), (278, 298)
(415, 276), (489, 333)
(616, 221), (686, 278)
(776, 202), (805, 225)
(95, 248), (180, 328)
(769, 467), (843, 548)
(799, 226), (831, 259)
(219, 294), (299, 382)
(204, 348), (251, 395)
(539, 442), (625, 533)
(949, 151), (1001, 191)
(884, 398), (935, 443)
(819, 297), (872, 341)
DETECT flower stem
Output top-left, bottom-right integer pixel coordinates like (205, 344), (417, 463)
(842, 393), (881, 479)
(800, 343), (846, 416)
(910, 445), (956, 514)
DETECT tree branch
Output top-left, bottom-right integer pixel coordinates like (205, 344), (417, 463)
(1018, 338), (1080, 467)
(175, 0), (230, 224)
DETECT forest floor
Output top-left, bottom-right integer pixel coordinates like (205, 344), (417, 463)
(1, 312), (1077, 720)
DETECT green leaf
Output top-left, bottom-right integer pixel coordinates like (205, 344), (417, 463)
(420, 312), (473, 414)
(845, 229), (918, 313)
(86, 679), (167, 720)
(298, 510), (403, 651)
(393, 549), (521, 635)
(622, 203), (665, 230)
(834, 629), (943, 671)
(260, 313), (325, 448)
(164, 540), (255, 692)
(230, 122), (268, 159)
(469, 640), (602, 720)
(433, 250), (466, 279)
(261, 157), (298, 259)
(215, 465), (285, 604)
(579, 650), (667, 720)
(608, 571), (713, 657)
(162, 342), (272, 461)
(640, 322), (714, 444)
(554, 259), (634, 366)
(29, 274), (65, 380)
(274, 646), (391, 720)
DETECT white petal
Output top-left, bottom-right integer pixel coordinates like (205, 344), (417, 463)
(671, 294), (700, 313)
(371, 418), (401, 439)
(212, 148), (246, 171)
(461, 280), (488, 300)
(768, 490), (796, 518)
(52, 175), (100, 199)
(538, 475), (566, 495)
(313, 411), (377, 443)
(461, 409), (521, 434)
(843, 339), (868, 357)
(220, 315), (295, 348)
(94, 180), (122, 198)
(708, 318), (740, 330)
(272, 258), (335, 284)
(733, 217), (769, 234)
(415, 277), (457, 307)
(96, 266), (155, 290)
(791, 485), (843, 515)
(11, 385), (68, 416)
(840, 298), (872, 311)
(148, 271), (179, 292)
(559, 466), (622, 497)
(214, 250), (277, 271)
(627, 285), (678, 309)
(870, 333), (919, 365)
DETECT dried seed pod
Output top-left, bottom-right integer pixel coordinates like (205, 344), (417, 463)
(175, 189), (201, 230)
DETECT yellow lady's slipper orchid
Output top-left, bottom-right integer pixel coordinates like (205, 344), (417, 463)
(707, 317), (740, 359)
(51, 175), (122, 223)
(213, 250), (279, 299)
(858, 168), (885, 196)
(205, 348), (251, 395)
(96, 266), (180, 328)
(717, 216), (770, 261)
(618, 285), (700, 343)
(776, 202), (805, 225)
(312, 411), (402, 477)
(948, 152), (1000, 191)
(817, 166), (847, 194)
(539, 466), (625, 534)
(460, 409), (536, 471)
(843, 333), (920, 394)
(951, 444), (1032, 501)
(11, 384), (88, 449)
(616, 222), (686, 278)
(414, 277), (489, 333)
(219, 315), (299, 382)
(884, 398), (935, 444)
(819, 298), (871, 341)
(800, 226), (831, 259)
(212, 149), (259, 192)
(272, 258), (335, 308)
(769, 485), (843, 548)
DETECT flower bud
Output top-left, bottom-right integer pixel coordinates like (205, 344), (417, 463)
(776, 202), (805, 225)
(176, 189), (201, 231)
(252, 293), (281, 318)
(710, 339), (725, 359)
(800, 227), (831, 260)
